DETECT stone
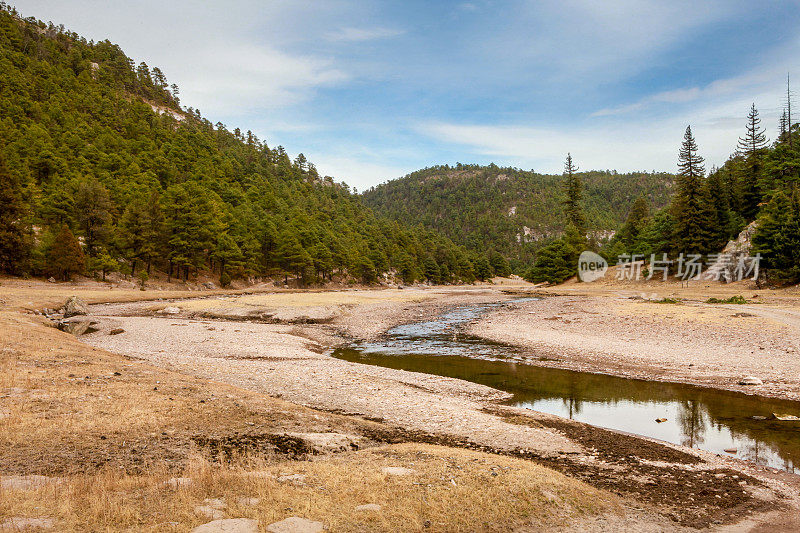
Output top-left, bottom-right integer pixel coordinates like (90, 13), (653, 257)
(190, 518), (259, 533)
(159, 306), (181, 315)
(57, 317), (99, 336)
(382, 466), (415, 476)
(655, 418), (668, 423)
(109, 328), (125, 335)
(265, 517), (323, 533)
(724, 447), (738, 453)
(235, 497), (260, 507)
(277, 473), (306, 484)
(164, 477), (192, 488)
(354, 504), (381, 512)
(47, 277), (56, 283)
(195, 505), (226, 520)
(286, 432), (361, 454)
(739, 376), (763, 386)
(203, 498), (227, 510)
(0, 517), (55, 530)
(203, 282), (217, 290)
(63, 296), (89, 318)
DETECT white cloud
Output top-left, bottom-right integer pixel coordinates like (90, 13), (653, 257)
(325, 26), (404, 42)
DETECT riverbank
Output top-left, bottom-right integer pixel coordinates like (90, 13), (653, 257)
(468, 292), (800, 401)
(4, 280), (800, 530)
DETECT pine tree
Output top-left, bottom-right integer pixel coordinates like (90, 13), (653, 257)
(0, 153), (28, 273)
(736, 104), (769, 220)
(561, 153), (586, 235)
(47, 225), (85, 280)
(705, 168), (736, 250)
(752, 188), (800, 283)
(671, 126), (715, 255)
(618, 195), (650, 248)
(74, 177), (112, 257)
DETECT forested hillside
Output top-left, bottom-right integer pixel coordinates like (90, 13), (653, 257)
(0, 5), (482, 285)
(362, 165), (674, 270)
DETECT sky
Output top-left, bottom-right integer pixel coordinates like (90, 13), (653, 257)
(13, 0), (800, 190)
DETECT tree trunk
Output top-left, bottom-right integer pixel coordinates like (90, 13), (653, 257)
(131, 259), (137, 277)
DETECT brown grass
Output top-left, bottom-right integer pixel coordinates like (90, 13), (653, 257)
(0, 296), (621, 532)
(1, 444), (619, 532)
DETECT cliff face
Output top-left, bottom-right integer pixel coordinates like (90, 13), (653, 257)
(704, 221), (759, 282)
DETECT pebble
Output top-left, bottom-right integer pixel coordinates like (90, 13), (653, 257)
(354, 504), (382, 512)
(382, 466), (415, 476)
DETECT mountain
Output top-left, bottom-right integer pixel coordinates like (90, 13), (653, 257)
(361, 164), (675, 270)
(0, 5), (481, 285)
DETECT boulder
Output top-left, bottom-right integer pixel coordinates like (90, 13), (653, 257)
(47, 277), (57, 283)
(203, 282), (217, 290)
(191, 518), (259, 533)
(265, 517), (323, 533)
(63, 296), (89, 318)
(739, 376), (763, 386)
(109, 328), (125, 335)
(57, 317), (99, 336)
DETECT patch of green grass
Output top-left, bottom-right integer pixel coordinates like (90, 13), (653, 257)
(652, 297), (681, 304)
(706, 295), (748, 305)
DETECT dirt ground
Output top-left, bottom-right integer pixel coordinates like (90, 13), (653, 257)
(3, 277), (800, 531)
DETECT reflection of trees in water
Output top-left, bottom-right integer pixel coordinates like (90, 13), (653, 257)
(678, 400), (706, 448)
(562, 377), (583, 418)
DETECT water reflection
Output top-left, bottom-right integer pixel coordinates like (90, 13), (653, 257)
(333, 301), (800, 472)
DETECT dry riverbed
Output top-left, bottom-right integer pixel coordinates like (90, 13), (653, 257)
(3, 279), (800, 531)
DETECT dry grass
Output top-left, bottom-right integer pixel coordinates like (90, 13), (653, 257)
(1, 444), (620, 532)
(0, 295), (622, 532)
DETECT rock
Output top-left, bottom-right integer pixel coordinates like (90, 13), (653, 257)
(195, 505), (226, 520)
(1, 475), (59, 491)
(109, 328), (125, 335)
(47, 277), (56, 283)
(382, 466), (415, 476)
(772, 413), (800, 421)
(235, 497), (260, 507)
(63, 296), (89, 318)
(265, 517), (323, 533)
(739, 376), (763, 386)
(724, 447), (738, 453)
(354, 504), (381, 512)
(203, 498), (227, 510)
(203, 282), (217, 290)
(752, 415), (767, 420)
(277, 473), (306, 484)
(286, 432), (362, 454)
(190, 518), (259, 533)
(0, 517), (55, 530)
(164, 477), (192, 488)
(159, 306), (181, 315)
(57, 317), (99, 336)
(655, 418), (668, 423)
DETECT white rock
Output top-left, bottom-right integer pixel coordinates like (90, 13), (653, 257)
(739, 376), (763, 386)
(354, 504), (382, 512)
(266, 517), (324, 533)
(236, 497), (260, 506)
(0, 517), (55, 530)
(203, 498), (227, 510)
(277, 473), (306, 484)
(382, 466), (415, 476)
(190, 518), (259, 533)
(164, 477), (192, 488)
(159, 306), (181, 315)
(195, 505), (226, 520)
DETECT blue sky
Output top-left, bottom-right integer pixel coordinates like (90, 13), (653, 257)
(14, 0), (800, 190)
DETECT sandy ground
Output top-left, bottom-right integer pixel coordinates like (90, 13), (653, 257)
(469, 294), (800, 401)
(7, 278), (800, 529)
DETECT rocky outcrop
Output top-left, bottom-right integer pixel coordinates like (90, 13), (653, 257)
(57, 317), (99, 336)
(703, 221), (759, 282)
(62, 296), (89, 318)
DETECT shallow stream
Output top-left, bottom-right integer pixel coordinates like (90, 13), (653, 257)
(333, 299), (800, 472)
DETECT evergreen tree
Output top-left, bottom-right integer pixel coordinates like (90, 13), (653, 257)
(618, 195), (650, 248)
(736, 104), (769, 220)
(74, 177), (112, 257)
(47, 225), (85, 280)
(670, 126), (715, 255)
(0, 153), (27, 273)
(705, 168), (737, 250)
(561, 153), (586, 235)
(752, 188), (800, 283)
